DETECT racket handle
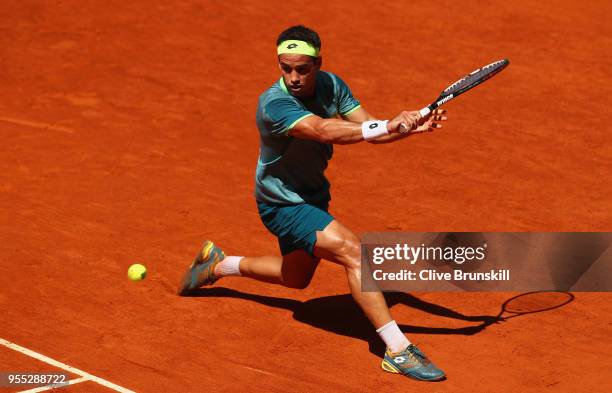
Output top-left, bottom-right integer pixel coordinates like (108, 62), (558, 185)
(418, 107), (431, 118)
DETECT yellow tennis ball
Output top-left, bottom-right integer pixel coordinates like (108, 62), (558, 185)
(127, 263), (147, 281)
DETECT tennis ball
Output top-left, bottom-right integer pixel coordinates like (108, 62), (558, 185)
(127, 263), (147, 281)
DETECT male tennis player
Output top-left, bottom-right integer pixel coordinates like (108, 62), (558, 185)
(178, 25), (448, 382)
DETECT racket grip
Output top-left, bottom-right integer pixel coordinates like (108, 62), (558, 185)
(418, 107), (431, 118)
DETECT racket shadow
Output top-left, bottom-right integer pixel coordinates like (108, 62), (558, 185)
(184, 287), (504, 357)
(496, 290), (575, 321)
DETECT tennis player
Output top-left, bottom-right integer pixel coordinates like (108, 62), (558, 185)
(178, 25), (448, 382)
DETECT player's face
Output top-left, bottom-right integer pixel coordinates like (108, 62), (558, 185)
(278, 54), (321, 98)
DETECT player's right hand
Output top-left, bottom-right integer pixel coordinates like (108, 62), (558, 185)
(413, 108), (447, 133)
(387, 111), (420, 134)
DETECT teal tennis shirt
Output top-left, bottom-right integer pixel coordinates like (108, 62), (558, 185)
(255, 71), (361, 205)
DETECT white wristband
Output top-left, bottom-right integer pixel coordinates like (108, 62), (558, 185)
(361, 120), (389, 141)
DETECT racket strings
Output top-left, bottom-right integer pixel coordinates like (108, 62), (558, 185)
(443, 59), (508, 95)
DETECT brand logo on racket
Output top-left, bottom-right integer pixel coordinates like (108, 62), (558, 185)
(437, 94), (454, 106)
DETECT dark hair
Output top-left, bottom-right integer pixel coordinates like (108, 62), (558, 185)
(276, 25), (321, 51)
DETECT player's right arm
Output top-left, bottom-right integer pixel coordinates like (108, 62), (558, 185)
(338, 106), (446, 144)
(289, 112), (420, 145)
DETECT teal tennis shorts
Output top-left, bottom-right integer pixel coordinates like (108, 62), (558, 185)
(257, 202), (334, 256)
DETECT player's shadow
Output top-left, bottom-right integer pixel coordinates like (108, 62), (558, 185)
(184, 288), (498, 357)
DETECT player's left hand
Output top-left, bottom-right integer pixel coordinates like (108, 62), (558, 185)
(413, 109), (447, 133)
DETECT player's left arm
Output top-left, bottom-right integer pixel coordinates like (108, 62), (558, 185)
(342, 106), (447, 144)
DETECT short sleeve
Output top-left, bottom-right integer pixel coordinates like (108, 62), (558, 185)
(261, 98), (314, 137)
(331, 73), (361, 116)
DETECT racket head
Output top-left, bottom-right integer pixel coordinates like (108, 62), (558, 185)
(500, 291), (574, 319)
(441, 59), (509, 97)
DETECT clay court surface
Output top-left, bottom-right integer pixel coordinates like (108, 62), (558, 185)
(1, 1), (611, 392)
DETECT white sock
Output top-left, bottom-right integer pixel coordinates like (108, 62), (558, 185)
(376, 320), (411, 353)
(214, 256), (243, 278)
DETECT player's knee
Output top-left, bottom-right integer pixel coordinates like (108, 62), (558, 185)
(284, 278), (311, 289)
(337, 236), (361, 270)
(282, 272), (314, 289)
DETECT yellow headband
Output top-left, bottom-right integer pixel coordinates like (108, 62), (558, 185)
(277, 40), (320, 57)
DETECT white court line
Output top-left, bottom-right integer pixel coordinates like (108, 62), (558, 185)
(0, 338), (135, 393)
(18, 376), (89, 392)
(0, 116), (75, 134)
(240, 365), (277, 377)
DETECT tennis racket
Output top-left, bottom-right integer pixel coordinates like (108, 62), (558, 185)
(419, 59), (509, 118)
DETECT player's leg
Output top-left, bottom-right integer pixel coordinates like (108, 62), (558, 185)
(177, 243), (320, 294)
(314, 220), (392, 327)
(314, 220), (446, 381)
(239, 250), (320, 289)
(218, 201), (327, 289)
